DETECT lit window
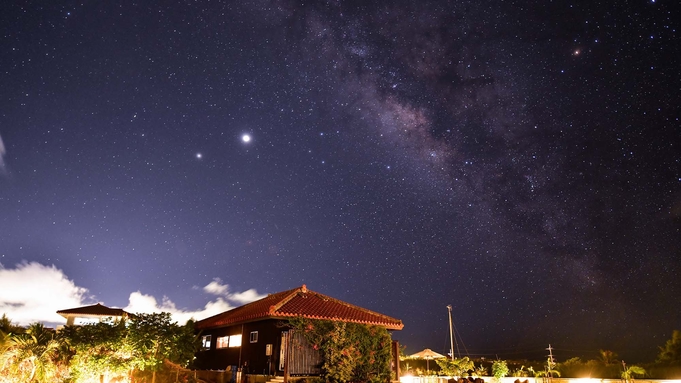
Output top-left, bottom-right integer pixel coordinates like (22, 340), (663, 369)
(250, 331), (258, 343)
(229, 334), (242, 347)
(216, 336), (229, 349)
(74, 317), (100, 325)
(201, 335), (211, 350)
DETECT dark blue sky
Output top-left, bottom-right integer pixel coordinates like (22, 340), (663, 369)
(1, 0), (679, 363)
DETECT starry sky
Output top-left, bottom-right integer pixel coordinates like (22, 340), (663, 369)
(1, 0), (679, 363)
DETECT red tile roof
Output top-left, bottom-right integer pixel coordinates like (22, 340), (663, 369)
(196, 285), (404, 330)
(57, 303), (130, 317)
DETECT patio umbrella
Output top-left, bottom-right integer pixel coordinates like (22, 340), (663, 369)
(409, 348), (445, 372)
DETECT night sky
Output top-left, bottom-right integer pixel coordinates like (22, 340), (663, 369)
(1, 0), (680, 363)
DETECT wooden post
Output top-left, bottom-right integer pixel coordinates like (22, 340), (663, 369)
(284, 330), (291, 383)
(392, 340), (400, 382)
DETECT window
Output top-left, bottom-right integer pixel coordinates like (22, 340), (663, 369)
(216, 334), (242, 348)
(229, 334), (242, 347)
(201, 335), (211, 350)
(74, 317), (100, 325)
(250, 331), (258, 343)
(216, 336), (229, 349)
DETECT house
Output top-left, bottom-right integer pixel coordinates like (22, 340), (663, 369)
(57, 303), (133, 326)
(193, 285), (403, 376)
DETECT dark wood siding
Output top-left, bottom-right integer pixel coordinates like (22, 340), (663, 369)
(194, 319), (287, 374)
(288, 330), (322, 376)
(193, 324), (243, 370)
(240, 320), (285, 375)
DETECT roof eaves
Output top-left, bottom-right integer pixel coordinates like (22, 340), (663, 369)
(274, 312), (404, 330)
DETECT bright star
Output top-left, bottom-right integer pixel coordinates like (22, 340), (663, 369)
(242, 134), (251, 143)
(196, 153), (202, 159)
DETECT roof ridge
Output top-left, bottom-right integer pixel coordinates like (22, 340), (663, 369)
(269, 285), (306, 313)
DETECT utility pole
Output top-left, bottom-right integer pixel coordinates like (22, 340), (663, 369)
(447, 305), (455, 360)
(546, 344), (556, 379)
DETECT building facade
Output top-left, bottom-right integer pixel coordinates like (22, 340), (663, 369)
(56, 303), (133, 326)
(193, 285), (403, 376)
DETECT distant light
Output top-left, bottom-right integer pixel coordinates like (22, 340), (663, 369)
(242, 134), (251, 143)
(196, 153), (202, 159)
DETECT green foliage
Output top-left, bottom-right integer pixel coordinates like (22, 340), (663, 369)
(0, 314), (24, 335)
(0, 312), (200, 383)
(621, 365), (646, 381)
(511, 365), (529, 377)
(556, 357), (584, 378)
(474, 364), (487, 377)
(59, 320), (132, 383)
(534, 369), (561, 378)
(0, 314), (25, 365)
(0, 323), (63, 383)
(657, 330), (681, 365)
(289, 318), (393, 383)
(127, 312), (200, 382)
(492, 360), (509, 381)
(436, 356), (474, 377)
(292, 378), (325, 383)
(550, 356), (642, 379)
(599, 349), (619, 365)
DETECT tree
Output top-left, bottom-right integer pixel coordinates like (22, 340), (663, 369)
(599, 349), (619, 365)
(657, 330), (681, 365)
(0, 314), (24, 335)
(166, 319), (200, 368)
(289, 318), (393, 383)
(0, 323), (63, 383)
(557, 357), (585, 378)
(58, 319), (132, 383)
(436, 356), (475, 377)
(492, 360), (509, 382)
(0, 314), (23, 358)
(127, 313), (200, 383)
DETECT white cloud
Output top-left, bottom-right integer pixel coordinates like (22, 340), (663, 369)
(0, 262), (266, 327)
(121, 278), (267, 324)
(124, 292), (236, 324)
(203, 278), (230, 295)
(203, 278), (266, 304)
(228, 289), (265, 304)
(0, 262), (89, 326)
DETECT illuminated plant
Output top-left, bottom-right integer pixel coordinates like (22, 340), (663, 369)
(492, 360), (509, 382)
(289, 318), (393, 383)
(0, 323), (62, 383)
(436, 356), (474, 377)
(621, 365), (646, 382)
(656, 330), (681, 365)
(59, 319), (133, 383)
(599, 349), (619, 365)
(127, 313), (199, 383)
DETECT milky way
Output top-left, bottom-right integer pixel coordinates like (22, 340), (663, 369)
(1, 0), (679, 362)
